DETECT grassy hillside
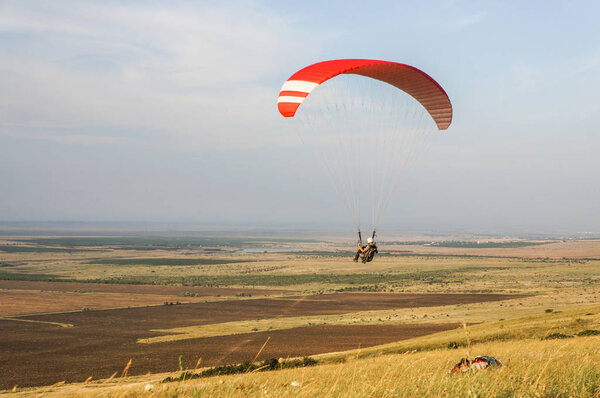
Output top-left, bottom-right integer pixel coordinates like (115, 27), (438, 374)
(142, 338), (600, 397)
(12, 305), (600, 397)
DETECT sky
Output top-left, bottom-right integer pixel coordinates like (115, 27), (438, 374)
(0, 0), (599, 234)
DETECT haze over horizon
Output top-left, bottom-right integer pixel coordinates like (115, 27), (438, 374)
(1, 1), (599, 234)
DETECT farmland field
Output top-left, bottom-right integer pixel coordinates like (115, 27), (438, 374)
(0, 280), (291, 316)
(1, 235), (600, 395)
(0, 292), (516, 388)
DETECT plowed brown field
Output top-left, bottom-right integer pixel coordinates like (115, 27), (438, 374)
(0, 292), (520, 389)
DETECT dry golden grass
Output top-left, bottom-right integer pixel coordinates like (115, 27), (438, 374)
(16, 336), (600, 397)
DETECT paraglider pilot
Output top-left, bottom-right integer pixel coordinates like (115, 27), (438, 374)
(354, 236), (378, 263)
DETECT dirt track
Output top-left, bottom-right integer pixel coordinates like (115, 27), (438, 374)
(0, 292), (520, 389)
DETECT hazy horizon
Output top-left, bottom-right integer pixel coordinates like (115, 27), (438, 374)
(0, 220), (598, 240)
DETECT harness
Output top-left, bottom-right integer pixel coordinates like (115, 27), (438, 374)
(357, 229), (378, 263)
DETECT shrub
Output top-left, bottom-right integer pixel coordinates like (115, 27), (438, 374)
(162, 357), (318, 383)
(577, 329), (600, 336)
(542, 333), (573, 340)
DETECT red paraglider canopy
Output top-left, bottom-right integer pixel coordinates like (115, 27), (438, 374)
(278, 59), (452, 130)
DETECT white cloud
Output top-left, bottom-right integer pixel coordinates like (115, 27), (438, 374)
(0, 128), (123, 147)
(447, 12), (487, 30)
(509, 62), (543, 91)
(572, 50), (600, 74)
(0, 1), (322, 149)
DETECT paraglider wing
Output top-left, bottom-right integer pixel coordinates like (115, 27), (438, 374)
(277, 59), (452, 130)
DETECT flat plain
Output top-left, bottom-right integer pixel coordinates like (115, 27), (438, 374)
(1, 235), (599, 395)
